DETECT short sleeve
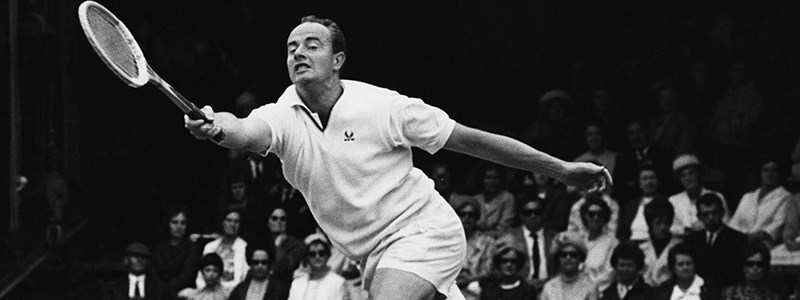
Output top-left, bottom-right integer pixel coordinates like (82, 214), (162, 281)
(388, 95), (455, 154)
(248, 103), (286, 156)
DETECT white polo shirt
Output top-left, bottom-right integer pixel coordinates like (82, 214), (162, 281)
(249, 80), (456, 260)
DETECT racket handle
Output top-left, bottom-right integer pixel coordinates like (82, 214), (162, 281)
(186, 105), (226, 143)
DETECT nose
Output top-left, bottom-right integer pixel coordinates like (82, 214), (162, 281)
(293, 45), (308, 61)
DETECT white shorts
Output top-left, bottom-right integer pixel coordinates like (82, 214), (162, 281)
(360, 200), (467, 298)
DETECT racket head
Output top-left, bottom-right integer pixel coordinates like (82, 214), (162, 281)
(78, 1), (149, 88)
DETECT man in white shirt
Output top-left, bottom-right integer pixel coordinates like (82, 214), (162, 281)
(185, 15), (611, 300)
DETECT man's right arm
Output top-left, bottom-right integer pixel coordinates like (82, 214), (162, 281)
(184, 106), (272, 153)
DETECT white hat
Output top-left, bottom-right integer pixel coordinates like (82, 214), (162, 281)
(304, 232), (329, 245)
(673, 154), (701, 172)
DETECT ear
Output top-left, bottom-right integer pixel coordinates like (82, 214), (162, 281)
(333, 52), (346, 70)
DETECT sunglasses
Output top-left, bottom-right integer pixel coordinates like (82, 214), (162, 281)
(521, 209), (543, 217)
(308, 250), (329, 258)
(498, 258), (520, 265)
(558, 251), (580, 259)
(251, 259), (270, 266)
(459, 211), (479, 219)
(270, 216), (287, 222)
(745, 261), (766, 268)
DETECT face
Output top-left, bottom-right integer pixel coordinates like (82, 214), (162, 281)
(286, 22), (341, 85)
(249, 250), (271, 280)
(222, 212), (241, 237)
(202, 265), (221, 285)
(582, 204), (607, 233)
(648, 217), (671, 240)
(269, 209), (288, 234)
(761, 161), (780, 187)
(639, 170), (659, 196)
(558, 245), (582, 274)
(521, 201), (545, 232)
(657, 88), (677, 113)
(614, 258), (640, 285)
(679, 167), (700, 191)
(586, 125), (604, 151)
(431, 165), (451, 192)
(168, 212), (188, 240)
(126, 255), (148, 275)
(307, 243), (330, 270)
(458, 204), (480, 231)
(673, 254), (695, 281)
(627, 122), (647, 150)
(743, 252), (767, 282)
(697, 203), (723, 232)
(482, 169), (501, 193)
(497, 250), (522, 278)
(230, 181), (247, 201)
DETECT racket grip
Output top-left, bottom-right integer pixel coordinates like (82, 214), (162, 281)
(186, 107), (226, 143)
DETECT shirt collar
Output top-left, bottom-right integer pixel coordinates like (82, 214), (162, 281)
(128, 273), (145, 282)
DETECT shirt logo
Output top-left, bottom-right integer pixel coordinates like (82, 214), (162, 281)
(344, 131), (355, 142)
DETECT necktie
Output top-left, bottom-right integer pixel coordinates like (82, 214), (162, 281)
(531, 232), (541, 279)
(707, 232), (714, 246)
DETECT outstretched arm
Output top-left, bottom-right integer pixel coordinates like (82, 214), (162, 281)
(184, 106), (271, 153)
(443, 123), (611, 191)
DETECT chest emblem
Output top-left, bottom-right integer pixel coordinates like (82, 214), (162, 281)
(344, 131), (355, 142)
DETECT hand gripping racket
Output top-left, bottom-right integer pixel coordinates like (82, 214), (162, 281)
(77, 1), (224, 142)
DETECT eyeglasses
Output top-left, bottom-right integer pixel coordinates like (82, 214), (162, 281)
(251, 259), (270, 266)
(498, 258), (520, 265)
(459, 211), (479, 219)
(745, 261), (766, 268)
(270, 216), (287, 222)
(521, 209), (543, 217)
(558, 251), (580, 259)
(308, 250), (329, 258)
(585, 211), (604, 219)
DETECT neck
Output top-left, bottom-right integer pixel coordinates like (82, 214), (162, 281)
(169, 237), (182, 246)
(677, 276), (694, 290)
(296, 78), (343, 122)
(686, 187), (702, 199)
(561, 270), (580, 282)
(483, 190), (499, 200)
(221, 235), (236, 244)
(588, 229), (602, 240)
(310, 266), (330, 280)
(500, 276), (518, 285)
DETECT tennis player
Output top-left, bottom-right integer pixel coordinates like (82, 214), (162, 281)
(185, 15), (611, 300)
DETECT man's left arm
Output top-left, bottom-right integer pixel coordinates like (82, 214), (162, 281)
(443, 123), (611, 191)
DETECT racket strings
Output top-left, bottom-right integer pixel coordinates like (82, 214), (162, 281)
(85, 6), (139, 78)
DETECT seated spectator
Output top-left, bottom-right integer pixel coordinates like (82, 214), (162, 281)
(180, 253), (231, 300)
(601, 243), (654, 300)
(532, 172), (574, 232)
(152, 207), (198, 297)
(577, 196), (619, 291)
(477, 245), (536, 300)
(103, 242), (165, 300)
(426, 161), (472, 205)
(649, 84), (697, 154)
(568, 192), (619, 238)
(574, 123), (619, 176)
(494, 195), (558, 291)
(776, 174), (800, 251)
(454, 198), (496, 300)
(613, 119), (675, 203)
(229, 241), (289, 300)
(669, 154), (730, 237)
(640, 200), (683, 287)
(268, 206), (305, 285)
(683, 194), (747, 289)
(540, 231), (599, 300)
(720, 243), (779, 300)
(652, 243), (719, 300)
(288, 233), (347, 300)
(617, 164), (667, 242)
(521, 89), (583, 160)
(219, 167), (270, 239)
(729, 156), (791, 247)
(196, 207), (249, 289)
(473, 163), (517, 234)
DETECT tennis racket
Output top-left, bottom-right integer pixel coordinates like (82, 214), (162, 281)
(77, 0), (224, 142)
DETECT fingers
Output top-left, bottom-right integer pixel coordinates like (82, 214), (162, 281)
(184, 105), (218, 140)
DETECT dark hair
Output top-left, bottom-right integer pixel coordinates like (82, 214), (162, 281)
(757, 154), (790, 182)
(164, 205), (190, 225)
(743, 242), (771, 270)
(644, 198), (674, 225)
(492, 247), (525, 268)
(245, 239), (275, 266)
(476, 162), (507, 186)
(300, 15), (346, 55)
(667, 243), (696, 275)
(610, 242), (646, 270)
(516, 193), (546, 212)
(199, 253), (224, 271)
(453, 198), (482, 219)
(695, 193), (724, 211)
(638, 163), (659, 178)
(580, 193), (612, 225)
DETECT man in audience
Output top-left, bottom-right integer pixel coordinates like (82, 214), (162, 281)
(617, 164), (666, 243)
(683, 193), (747, 289)
(532, 171), (574, 232)
(613, 120), (674, 205)
(601, 243), (654, 300)
(668, 154), (729, 237)
(575, 123), (618, 176)
(494, 195), (558, 291)
(229, 242), (289, 300)
(103, 242), (164, 300)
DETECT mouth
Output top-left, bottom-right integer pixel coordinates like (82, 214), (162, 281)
(294, 63), (311, 72)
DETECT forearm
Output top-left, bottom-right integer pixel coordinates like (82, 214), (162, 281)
(212, 112), (269, 153)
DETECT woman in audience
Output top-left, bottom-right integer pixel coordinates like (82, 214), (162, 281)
(197, 207), (249, 289)
(268, 205), (305, 285)
(179, 253), (232, 300)
(473, 163), (517, 234)
(640, 200), (683, 287)
(540, 231), (599, 300)
(478, 245), (535, 300)
(653, 243), (718, 300)
(288, 233), (347, 300)
(454, 198), (496, 300)
(729, 156), (791, 247)
(568, 191), (619, 237)
(152, 206), (198, 297)
(721, 243), (779, 300)
(578, 196), (619, 291)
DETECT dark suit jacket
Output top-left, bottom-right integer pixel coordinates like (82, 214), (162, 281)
(495, 226), (558, 286)
(683, 226), (747, 288)
(600, 277), (655, 300)
(541, 187), (575, 232)
(228, 276), (289, 300)
(613, 144), (675, 204)
(617, 195), (667, 242)
(103, 275), (164, 300)
(652, 279), (719, 300)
